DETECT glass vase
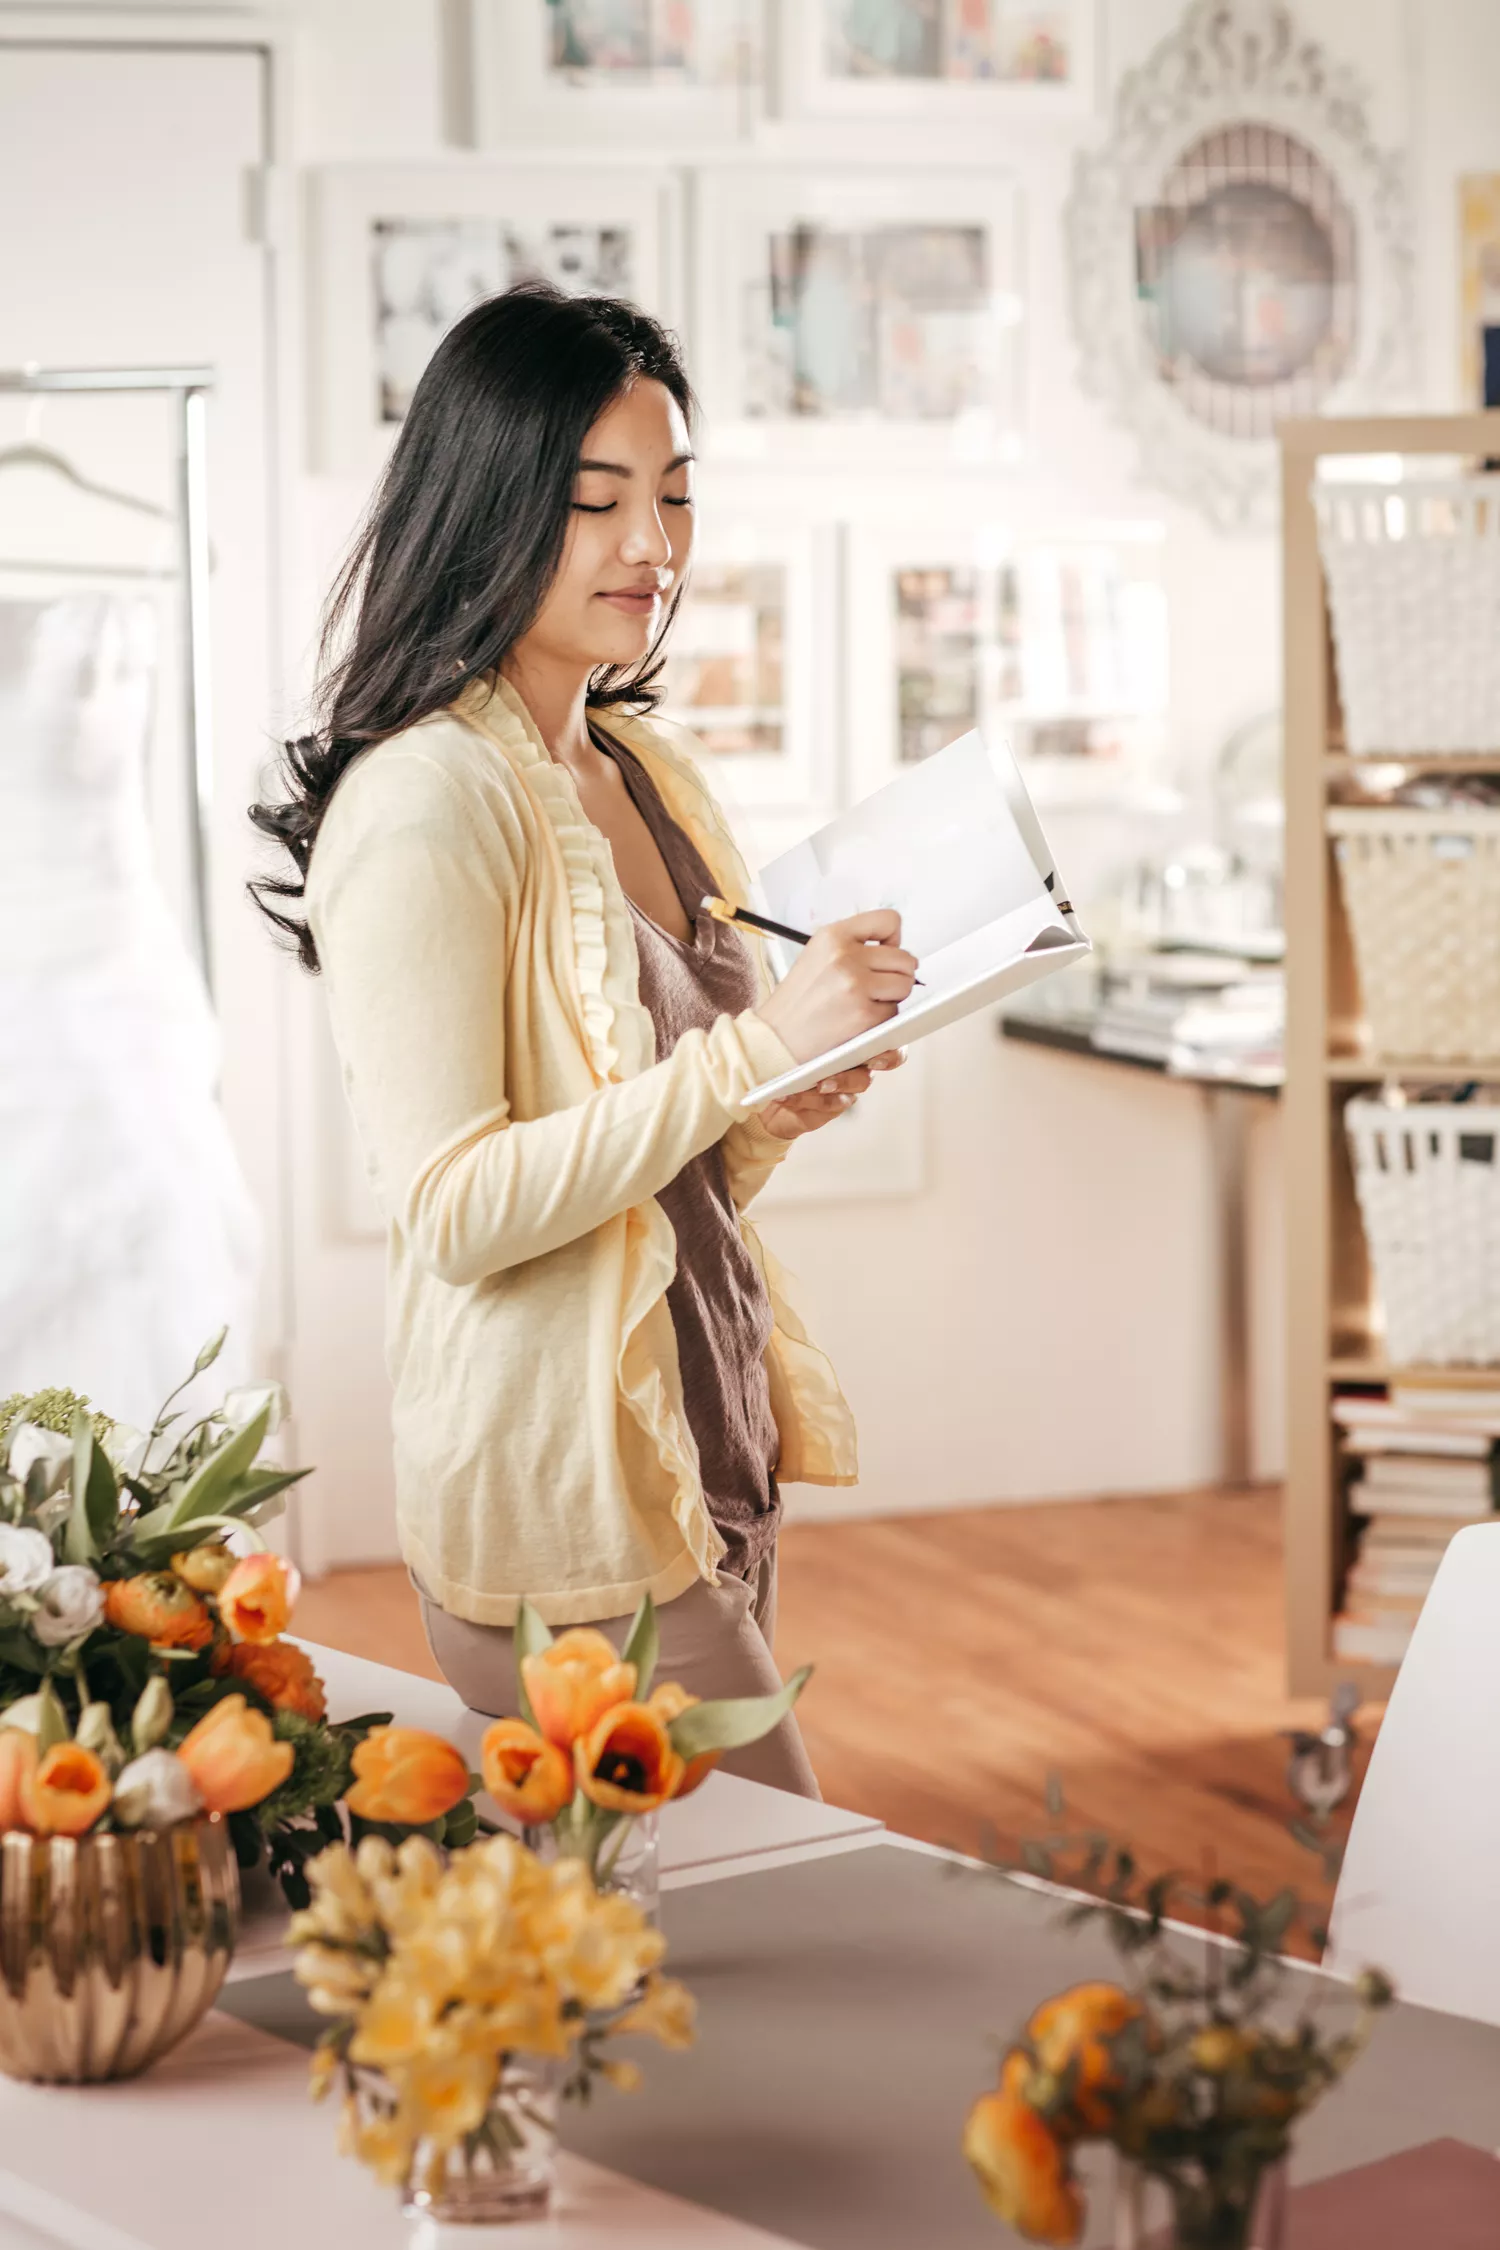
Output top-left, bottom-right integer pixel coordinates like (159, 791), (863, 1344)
(1112, 2154), (1287, 2250)
(526, 1808), (660, 1923)
(402, 2060), (559, 2226)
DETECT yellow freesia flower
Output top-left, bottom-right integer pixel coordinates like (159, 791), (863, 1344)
(293, 1941), (383, 2016)
(349, 1975), (436, 2069)
(396, 2047), (497, 2151)
(615, 1974), (697, 2051)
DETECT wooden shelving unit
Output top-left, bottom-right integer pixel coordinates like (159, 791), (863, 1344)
(1281, 410), (1500, 1696)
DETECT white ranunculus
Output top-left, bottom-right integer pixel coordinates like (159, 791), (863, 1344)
(220, 1383), (286, 1439)
(112, 1750), (204, 1831)
(0, 1524), (58, 1598)
(7, 1424), (73, 1495)
(102, 1421), (149, 1479)
(30, 1565), (105, 1648)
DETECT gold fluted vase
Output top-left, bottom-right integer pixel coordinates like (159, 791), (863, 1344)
(0, 1815), (240, 2081)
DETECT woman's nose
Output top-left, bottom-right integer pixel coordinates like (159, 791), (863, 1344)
(618, 506), (672, 568)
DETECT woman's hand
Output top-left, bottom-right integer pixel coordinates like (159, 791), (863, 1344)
(758, 1048), (907, 1143)
(754, 910), (918, 1065)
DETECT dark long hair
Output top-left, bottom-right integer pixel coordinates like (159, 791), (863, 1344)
(248, 284), (695, 970)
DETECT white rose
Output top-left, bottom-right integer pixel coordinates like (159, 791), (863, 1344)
(0, 1524), (57, 1598)
(220, 1383), (285, 1439)
(31, 1565), (105, 1648)
(7, 1425), (73, 1495)
(112, 1750), (204, 1831)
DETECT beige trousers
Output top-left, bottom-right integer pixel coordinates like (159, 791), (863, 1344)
(416, 1548), (821, 1800)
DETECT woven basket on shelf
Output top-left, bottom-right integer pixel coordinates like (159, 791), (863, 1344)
(1346, 1098), (1500, 1366)
(1328, 807), (1500, 1061)
(1315, 478), (1500, 754)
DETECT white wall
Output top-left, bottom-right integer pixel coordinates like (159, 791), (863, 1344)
(17, 0), (1498, 1548)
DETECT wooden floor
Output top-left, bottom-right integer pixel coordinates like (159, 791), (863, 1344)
(295, 1487), (1376, 1921)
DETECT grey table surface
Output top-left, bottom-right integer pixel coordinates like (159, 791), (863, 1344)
(220, 1841), (1500, 2250)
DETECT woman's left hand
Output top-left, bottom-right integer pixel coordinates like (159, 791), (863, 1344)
(757, 1047), (907, 1143)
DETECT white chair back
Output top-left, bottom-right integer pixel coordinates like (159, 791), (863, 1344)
(1326, 1522), (1500, 2025)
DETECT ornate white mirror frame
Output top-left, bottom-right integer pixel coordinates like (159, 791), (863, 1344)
(1065, 0), (1412, 532)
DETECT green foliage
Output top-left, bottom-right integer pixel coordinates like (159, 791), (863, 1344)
(668, 1663), (811, 1761)
(620, 1594), (660, 1702)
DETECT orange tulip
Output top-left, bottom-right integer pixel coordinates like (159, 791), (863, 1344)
(345, 1726), (470, 1825)
(963, 2052), (1083, 2247)
(103, 1571), (214, 1653)
(171, 1542), (237, 1595)
(215, 1638), (327, 1722)
(1027, 1982), (1143, 2134)
(0, 1729), (37, 1831)
(20, 1743), (112, 1838)
(178, 1693), (294, 1813)
(521, 1628), (636, 1751)
(575, 1701), (684, 1814)
(217, 1553), (293, 1645)
(479, 1718), (574, 1824)
(645, 1681), (718, 1799)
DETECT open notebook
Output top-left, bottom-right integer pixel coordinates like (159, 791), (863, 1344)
(744, 728), (1090, 1108)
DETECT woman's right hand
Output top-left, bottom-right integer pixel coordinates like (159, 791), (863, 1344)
(754, 909), (919, 1065)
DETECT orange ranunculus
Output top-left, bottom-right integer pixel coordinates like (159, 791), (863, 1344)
(215, 1638), (327, 1722)
(103, 1571), (214, 1653)
(20, 1743), (112, 1838)
(0, 1728), (37, 1831)
(521, 1628), (636, 1751)
(1027, 1982), (1143, 2134)
(345, 1727), (470, 1825)
(575, 1701), (684, 1815)
(645, 1681), (717, 1799)
(171, 1542), (237, 1595)
(178, 1693), (294, 1813)
(217, 1553), (294, 1645)
(963, 2052), (1083, 2247)
(479, 1719), (574, 1824)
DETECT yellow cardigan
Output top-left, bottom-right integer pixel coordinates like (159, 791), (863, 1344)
(306, 676), (858, 1626)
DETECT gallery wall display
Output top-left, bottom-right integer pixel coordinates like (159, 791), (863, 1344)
(1065, 0), (1411, 530)
(311, 163), (681, 472)
(659, 519), (839, 819)
(1459, 175), (1500, 409)
(844, 521), (1171, 807)
(470, 0), (764, 146)
(790, 0), (1094, 116)
(693, 167), (1024, 462)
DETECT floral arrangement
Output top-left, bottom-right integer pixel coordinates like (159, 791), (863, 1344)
(0, 1335), (477, 1893)
(476, 1595), (808, 1885)
(963, 1820), (1395, 2250)
(293, 1828), (694, 2205)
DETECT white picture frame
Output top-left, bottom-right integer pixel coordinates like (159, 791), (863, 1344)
(469, 0), (766, 148)
(310, 162), (683, 476)
(659, 515), (839, 836)
(692, 167), (1024, 466)
(844, 519), (1174, 810)
(788, 0), (1096, 119)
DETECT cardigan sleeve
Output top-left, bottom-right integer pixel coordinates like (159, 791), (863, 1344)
(309, 747), (798, 1287)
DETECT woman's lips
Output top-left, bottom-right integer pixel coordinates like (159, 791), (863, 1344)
(599, 588), (663, 614)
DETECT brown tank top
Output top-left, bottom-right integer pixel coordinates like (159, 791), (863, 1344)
(593, 728), (781, 1582)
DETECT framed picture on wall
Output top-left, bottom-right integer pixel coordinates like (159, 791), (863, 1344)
(693, 168), (1024, 462)
(659, 518), (839, 859)
(1459, 175), (1500, 407)
(844, 521), (1172, 808)
(470, 0), (765, 146)
(789, 0), (1095, 116)
(311, 163), (682, 473)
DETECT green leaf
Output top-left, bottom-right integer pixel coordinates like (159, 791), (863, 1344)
(512, 1600), (553, 1732)
(0, 1631), (45, 1676)
(668, 1663), (811, 1761)
(152, 1403), (272, 1541)
(65, 1412), (119, 1566)
(36, 1677), (70, 1754)
(619, 1595), (659, 1702)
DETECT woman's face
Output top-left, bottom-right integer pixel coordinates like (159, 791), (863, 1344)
(521, 377), (695, 676)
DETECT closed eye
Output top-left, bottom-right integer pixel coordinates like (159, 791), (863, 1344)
(572, 501), (616, 514)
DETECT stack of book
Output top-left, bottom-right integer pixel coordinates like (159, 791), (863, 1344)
(1333, 1385), (1500, 1664)
(1090, 952), (1284, 1085)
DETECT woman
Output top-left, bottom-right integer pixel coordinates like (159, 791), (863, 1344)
(250, 287), (917, 1795)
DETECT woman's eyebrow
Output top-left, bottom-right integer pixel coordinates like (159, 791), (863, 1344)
(575, 451), (696, 476)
